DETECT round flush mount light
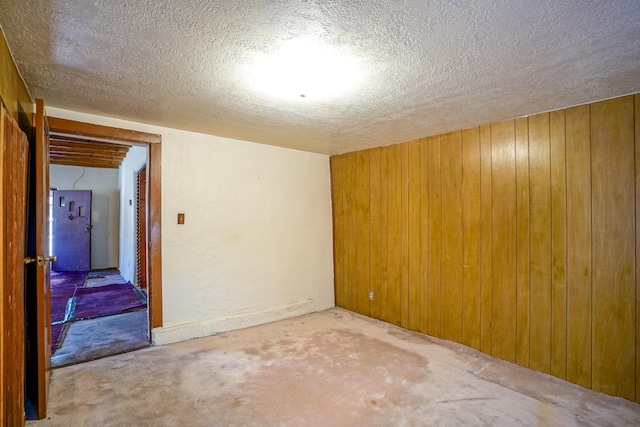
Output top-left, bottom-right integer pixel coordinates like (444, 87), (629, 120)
(249, 38), (363, 101)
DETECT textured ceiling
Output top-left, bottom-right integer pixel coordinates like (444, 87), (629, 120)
(1, 0), (639, 155)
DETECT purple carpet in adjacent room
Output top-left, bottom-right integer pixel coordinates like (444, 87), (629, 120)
(50, 271), (86, 323)
(51, 271), (87, 352)
(72, 283), (146, 320)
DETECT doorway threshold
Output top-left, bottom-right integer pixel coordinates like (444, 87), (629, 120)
(51, 310), (149, 368)
(51, 268), (149, 368)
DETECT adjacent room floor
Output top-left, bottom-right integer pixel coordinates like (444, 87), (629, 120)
(50, 269), (149, 368)
(30, 308), (640, 426)
(51, 310), (149, 368)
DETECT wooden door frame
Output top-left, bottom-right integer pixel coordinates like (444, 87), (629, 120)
(32, 98), (51, 419)
(47, 117), (163, 328)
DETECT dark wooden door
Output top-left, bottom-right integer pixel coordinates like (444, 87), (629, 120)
(25, 99), (52, 419)
(1, 105), (30, 426)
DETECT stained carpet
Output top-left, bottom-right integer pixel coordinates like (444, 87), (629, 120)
(28, 309), (640, 426)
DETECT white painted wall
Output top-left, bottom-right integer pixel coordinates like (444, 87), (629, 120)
(50, 164), (119, 269)
(118, 146), (147, 285)
(47, 107), (335, 344)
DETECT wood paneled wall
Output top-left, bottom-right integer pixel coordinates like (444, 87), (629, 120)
(0, 28), (32, 425)
(0, 28), (33, 125)
(330, 94), (640, 402)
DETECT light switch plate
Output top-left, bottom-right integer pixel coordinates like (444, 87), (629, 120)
(177, 213), (185, 224)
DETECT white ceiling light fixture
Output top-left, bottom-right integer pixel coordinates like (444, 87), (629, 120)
(249, 37), (364, 102)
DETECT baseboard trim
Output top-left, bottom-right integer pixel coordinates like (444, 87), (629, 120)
(151, 299), (316, 345)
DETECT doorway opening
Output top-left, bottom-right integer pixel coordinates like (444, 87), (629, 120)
(48, 158), (149, 366)
(45, 117), (162, 367)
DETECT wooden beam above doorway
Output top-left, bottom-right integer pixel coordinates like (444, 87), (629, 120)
(49, 137), (130, 168)
(47, 116), (161, 169)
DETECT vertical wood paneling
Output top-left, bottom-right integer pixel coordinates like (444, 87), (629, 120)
(490, 120), (517, 362)
(0, 31), (34, 125)
(380, 147), (389, 322)
(387, 145), (402, 325)
(400, 143), (410, 328)
(329, 92), (640, 403)
(419, 139), (429, 334)
(591, 96), (635, 401)
(462, 128), (481, 351)
(356, 150), (370, 316)
(347, 152), (358, 312)
(515, 117), (531, 367)
(550, 110), (567, 380)
(480, 124), (493, 354)
(369, 148), (382, 320)
(529, 112), (552, 374)
(330, 155), (346, 308)
(441, 131), (463, 342)
(427, 135), (442, 337)
(0, 106), (4, 426)
(565, 104), (592, 389)
(408, 141), (421, 331)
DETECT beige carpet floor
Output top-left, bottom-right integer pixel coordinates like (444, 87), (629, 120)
(29, 308), (640, 426)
